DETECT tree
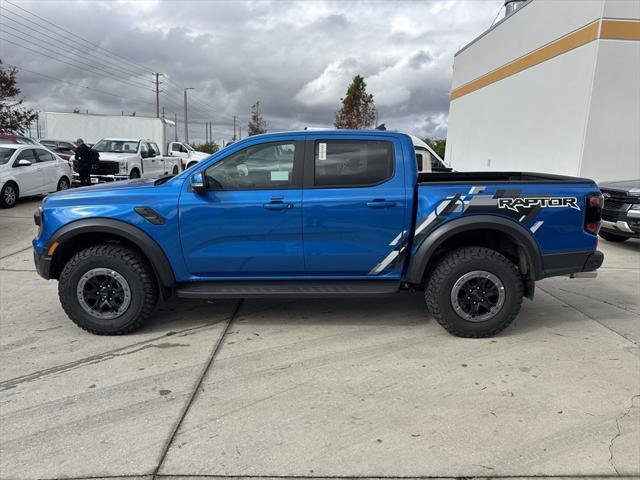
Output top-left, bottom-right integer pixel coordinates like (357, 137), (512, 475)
(190, 141), (219, 154)
(425, 137), (446, 159)
(248, 101), (267, 136)
(334, 75), (376, 129)
(0, 60), (37, 135)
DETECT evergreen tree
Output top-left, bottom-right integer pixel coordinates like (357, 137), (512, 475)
(248, 101), (267, 136)
(334, 75), (376, 129)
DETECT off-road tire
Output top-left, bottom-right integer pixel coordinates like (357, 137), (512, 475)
(425, 247), (523, 338)
(599, 231), (628, 243)
(57, 176), (70, 191)
(59, 244), (158, 335)
(129, 169), (141, 179)
(187, 162), (198, 170)
(0, 182), (18, 208)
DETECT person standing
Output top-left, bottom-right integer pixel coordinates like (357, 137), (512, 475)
(75, 138), (93, 186)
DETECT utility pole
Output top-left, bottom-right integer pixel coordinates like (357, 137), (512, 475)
(239, 126), (242, 140)
(205, 123), (209, 143)
(174, 113), (178, 141)
(233, 116), (237, 141)
(209, 122), (213, 145)
(183, 88), (194, 143)
(154, 73), (163, 118)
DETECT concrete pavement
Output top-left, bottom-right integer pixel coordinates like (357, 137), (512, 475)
(1, 197), (638, 479)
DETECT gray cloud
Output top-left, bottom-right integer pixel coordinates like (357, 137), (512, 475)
(0, 0), (503, 142)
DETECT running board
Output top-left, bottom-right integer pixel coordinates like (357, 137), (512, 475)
(175, 280), (400, 299)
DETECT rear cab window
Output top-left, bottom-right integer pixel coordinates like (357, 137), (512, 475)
(313, 140), (394, 187)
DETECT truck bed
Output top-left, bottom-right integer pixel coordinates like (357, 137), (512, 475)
(418, 171), (594, 184)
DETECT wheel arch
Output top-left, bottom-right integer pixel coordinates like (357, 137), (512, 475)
(406, 215), (543, 295)
(48, 218), (175, 290)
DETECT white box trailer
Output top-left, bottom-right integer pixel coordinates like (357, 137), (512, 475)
(41, 112), (177, 155)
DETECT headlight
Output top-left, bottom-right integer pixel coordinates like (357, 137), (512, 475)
(119, 161), (127, 173)
(630, 203), (640, 211)
(34, 206), (44, 237)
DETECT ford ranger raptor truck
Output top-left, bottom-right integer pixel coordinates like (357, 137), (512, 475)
(33, 131), (604, 337)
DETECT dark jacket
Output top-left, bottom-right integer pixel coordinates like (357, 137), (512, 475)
(75, 144), (93, 170)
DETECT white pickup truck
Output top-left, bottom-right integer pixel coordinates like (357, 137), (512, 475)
(167, 141), (209, 170)
(73, 138), (180, 183)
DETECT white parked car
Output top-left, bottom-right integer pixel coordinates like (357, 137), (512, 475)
(0, 144), (72, 208)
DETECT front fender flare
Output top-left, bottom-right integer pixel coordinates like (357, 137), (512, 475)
(49, 218), (175, 287)
(405, 215), (543, 284)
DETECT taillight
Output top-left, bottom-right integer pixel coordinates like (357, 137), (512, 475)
(585, 193), (603, 234)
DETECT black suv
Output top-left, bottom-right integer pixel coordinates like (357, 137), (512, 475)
(598, 180), (640, 242)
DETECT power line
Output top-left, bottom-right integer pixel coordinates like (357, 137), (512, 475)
(3, 0), (156, 76)
(0, 35), (154, 92)
(5, 63), (152, 104)
(0, 12), (152, 81)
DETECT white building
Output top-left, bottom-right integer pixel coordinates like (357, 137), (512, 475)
(445, 0), (640, 181)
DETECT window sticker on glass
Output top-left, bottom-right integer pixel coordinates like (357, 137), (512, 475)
(271, 171), (289, 181)
(318, 142), (327, 161)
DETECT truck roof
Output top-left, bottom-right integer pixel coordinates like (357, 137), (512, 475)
(250, 129), (413, 139)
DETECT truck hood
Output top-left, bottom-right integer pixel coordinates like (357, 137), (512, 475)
(599, 179), (640, 196)
(96, 152), (137, 161)
(49, 177), (158, 198)
(191, 151), (209, 159)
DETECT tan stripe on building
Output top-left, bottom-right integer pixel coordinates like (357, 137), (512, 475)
(451, 18), (640, 101)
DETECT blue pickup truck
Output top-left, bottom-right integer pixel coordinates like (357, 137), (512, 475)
(33, 130), (604, 337)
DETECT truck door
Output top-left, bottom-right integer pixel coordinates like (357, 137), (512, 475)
(148, 142), (165, 175)
(179, 138), (305, 277)
(302, 135), (409, 278)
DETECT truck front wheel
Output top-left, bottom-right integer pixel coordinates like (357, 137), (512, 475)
(129, 169), (141, 179)
(58, 244), (158, 335)
(425, 247), (523, 338)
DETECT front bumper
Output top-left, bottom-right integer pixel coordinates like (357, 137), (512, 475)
(33, 248), (52, 280)
(600, 215), (640, 239)
(72, 172), (129, 184)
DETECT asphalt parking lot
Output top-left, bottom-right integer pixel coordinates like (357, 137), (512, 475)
(1, 196), (639, 480)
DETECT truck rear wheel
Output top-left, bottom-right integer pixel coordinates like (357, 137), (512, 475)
(58, 244), (158, 335)
(425, 247), (523, 338)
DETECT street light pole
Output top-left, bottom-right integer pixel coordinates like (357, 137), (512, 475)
(183, 88), (194, 143)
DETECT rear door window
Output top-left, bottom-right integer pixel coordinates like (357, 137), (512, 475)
(314, 140), (393, 187)
(149, 143), (161, 156)
(35, 149), (55, 162)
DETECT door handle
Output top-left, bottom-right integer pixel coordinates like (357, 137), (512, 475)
(366, 200), (396, 208)
(263, 202), (293, 210)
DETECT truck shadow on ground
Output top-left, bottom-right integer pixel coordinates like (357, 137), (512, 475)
(141, 289), (589, 339)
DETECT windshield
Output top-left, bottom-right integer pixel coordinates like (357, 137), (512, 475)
(0, 147), (16, 165)
(185, 144), (195, 152)
(94, 139), (140, 153)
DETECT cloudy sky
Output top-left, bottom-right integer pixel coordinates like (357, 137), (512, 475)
(1, 0), (504, 143)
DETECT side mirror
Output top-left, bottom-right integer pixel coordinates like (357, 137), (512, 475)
(15, 159), (32, 167)
(190, 172), (205, 193)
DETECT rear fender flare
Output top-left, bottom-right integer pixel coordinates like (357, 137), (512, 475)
(405, 215), (543, 284)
